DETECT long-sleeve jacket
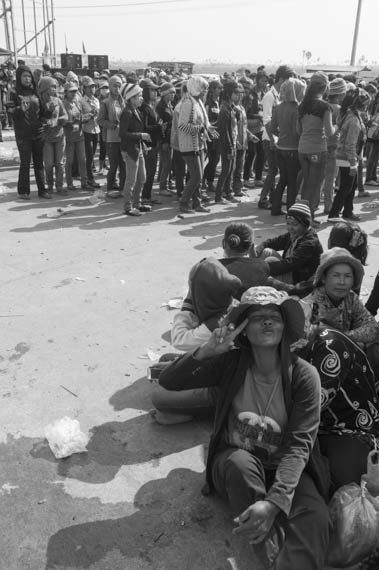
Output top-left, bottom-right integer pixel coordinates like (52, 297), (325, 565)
(217, 101), (238, 156)
(98, 95), (125, 143)
(177, 94), (210, 154)
(40, 96), (67, 142)
(159, 349), (329, 514)
(261, 228), (323, 284)
(336, 109), (365, 168)
(119, 105), (145, 161)
(140, 101), (161, 148)
(171, 311), (211, 351)
(156, 98), (173, 145)
(302, 286), (379, 346)
(62, 97), (84, 142)
(8, 88), (44, 140)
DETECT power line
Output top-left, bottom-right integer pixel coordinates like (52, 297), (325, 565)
(53, 0), (188, 9)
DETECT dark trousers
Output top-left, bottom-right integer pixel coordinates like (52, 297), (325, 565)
(106, 142), (126, 191)
(215, 150), (235, 199)
(142, 146), (158, 200)
(366, 142), (379, 182)
(172, 149), (186, 197)
(84, 132), (98, 183)
(179, 151), (204, 209)
(99, 131), (107, 163)
(159, 143), (172, 191)
(203, 139), (220, 187)
(233, 149), (246, 193)
(244, 133), (264, 181)
(16, 137), (46, 196)
(329, 167), (357, 218)
(271, 149), (300, 213)
(299, 151), (327, 216)
(260, 140), (278, 202)
(212, 447), (330, 570)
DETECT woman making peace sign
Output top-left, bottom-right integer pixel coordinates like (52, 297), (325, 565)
(159, 286), (330, 570)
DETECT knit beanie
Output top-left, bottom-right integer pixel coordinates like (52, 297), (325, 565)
(329, 78), (347, 96)
(280, 78), (306, 103)
(38, 76), (57, 94)
(121, 82), (142, 101)
(310, 71), (329, 88)
(286, 201), (311, 228)
(188, 258), (241, 331)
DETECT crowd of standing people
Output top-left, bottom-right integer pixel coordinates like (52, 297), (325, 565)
(3, 58), (379, 569)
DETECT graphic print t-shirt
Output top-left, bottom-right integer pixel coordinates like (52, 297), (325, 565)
(225, 369), (288, 468)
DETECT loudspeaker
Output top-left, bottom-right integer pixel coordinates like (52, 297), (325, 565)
(60, 53), (82, 69)
(88, 55), (109, 71)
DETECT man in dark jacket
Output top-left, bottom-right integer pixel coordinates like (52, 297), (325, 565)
(255, 202), (323, 285)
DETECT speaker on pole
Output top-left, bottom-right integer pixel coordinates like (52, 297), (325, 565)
(60, 53), (82, 69)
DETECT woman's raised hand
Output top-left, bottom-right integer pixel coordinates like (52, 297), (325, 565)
(196, 319), (248, 360)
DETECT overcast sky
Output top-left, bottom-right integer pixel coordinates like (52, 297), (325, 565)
(7, 0), (379, 64)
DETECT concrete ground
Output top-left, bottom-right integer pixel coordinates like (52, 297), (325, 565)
(1, 136), (379, 570)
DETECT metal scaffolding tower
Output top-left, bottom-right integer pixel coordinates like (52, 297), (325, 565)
(1, 0), (57, 65)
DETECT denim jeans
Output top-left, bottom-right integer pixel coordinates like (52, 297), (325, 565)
(159, 142), (172, 191)
(215, 151), (235, 200)
(106, 142), (126, 191)
(179, 151), (204, 209)
(122, 150), (146, 211)
(243, 134), (264, 182)
(43, 137), (66, 191)
(212, 448), (329, 570)
(299, 151), (327, 216)
(172, 149), (186, 197)
(271, 149), (300, 213)
(16, 137), (46, 195)
(260, 140), (277, 202)
(142, 146), (158, 200)
(232, 149), (246, 193)
(83, 132), (98, 183)
(65, 139), (87, 186)
(329, 166), (357, 219)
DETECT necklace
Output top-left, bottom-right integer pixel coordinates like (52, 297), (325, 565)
(253, 373), (281, 443)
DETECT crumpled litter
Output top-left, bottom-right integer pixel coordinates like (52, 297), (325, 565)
(75, 276), (85, 282)
(147, 350), (160, 362)
(161, 297), (183, 310)
(46, 208), (67, 218)
(0, 185), (9, 196)
(45, 416), (89, 459)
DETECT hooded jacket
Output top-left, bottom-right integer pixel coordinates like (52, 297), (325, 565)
(8, 65), (43, 139)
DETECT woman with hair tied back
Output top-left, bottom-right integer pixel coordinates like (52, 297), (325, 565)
(151, 222), (269, 425)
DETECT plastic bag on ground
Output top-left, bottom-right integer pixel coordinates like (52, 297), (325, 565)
(328, 480), (379, 567)
(45, 416), (89, 459)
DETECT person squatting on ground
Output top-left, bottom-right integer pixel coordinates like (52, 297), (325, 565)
(255, 201), (323, 287)
(119, 83), (152, 216)
(297, 247), (379, 491)
(7, 64), (50, 200)
(158, 286), (330, 570)
(151, 223), (270, 424)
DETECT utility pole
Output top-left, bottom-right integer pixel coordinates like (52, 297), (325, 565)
(9, 0), (17, 63)
(350, 0), (363, 66)
(50, 0), (56, 66)
(1, 0), (11, 51)
(21, 0), (27, 55)
(33, 0), (38, 55)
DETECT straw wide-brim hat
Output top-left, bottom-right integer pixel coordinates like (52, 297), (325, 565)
(225, 286), (305, 344)
(313, 247), (364, 290)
